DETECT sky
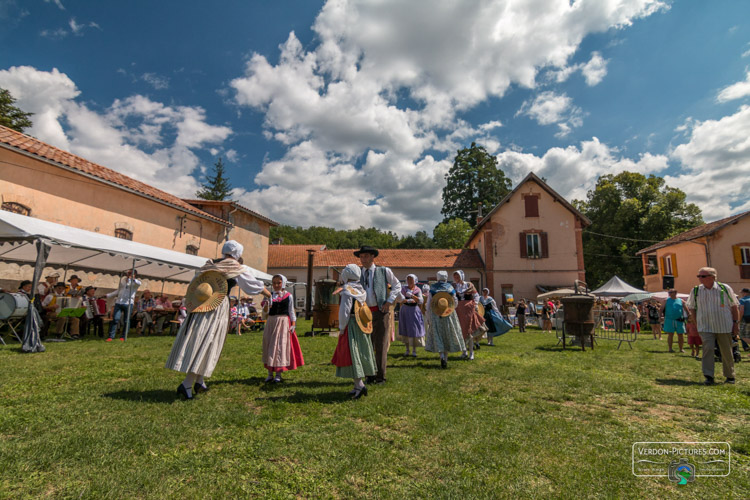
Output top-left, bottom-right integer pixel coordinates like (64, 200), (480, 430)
(1, 0), (749, 235)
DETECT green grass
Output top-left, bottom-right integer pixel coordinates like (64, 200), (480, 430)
(1, 321), (748, 499)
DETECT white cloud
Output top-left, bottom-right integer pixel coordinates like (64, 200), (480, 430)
(517, 91), (584, 137)
(550, 51), (609, 86)
(44, 0), (64, 10)
(667, 105), (750, 220)
(717, 70), (750, 102)
(229, 0), (665, 231)
(0, 66), (232, 198)
(496, 137), (668, 202)
(141, 72), (169, 90)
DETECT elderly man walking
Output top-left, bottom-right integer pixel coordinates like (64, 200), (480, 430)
(355, 246), (401, 384)
(687, 267), (740, 385)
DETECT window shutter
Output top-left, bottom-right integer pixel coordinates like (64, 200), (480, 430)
(671, 254), (678, 278)
(742, 265), (750, 279)
(524, 195), (539, 217)
(733, 245), (742, 266)
(660, 256), (666, 275)
(541, 232), (549, 258)
(520, 232), (527, 258)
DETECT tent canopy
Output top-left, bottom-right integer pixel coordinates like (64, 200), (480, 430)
(0, 210), (272, 283)
(590, 275), (646, 297)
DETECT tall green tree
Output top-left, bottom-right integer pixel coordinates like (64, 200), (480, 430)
(441, 142), (512, 227)
(196, 157), (232, 200)
(433, 218), (473, 248)
(0, 88), (33, 133)
(574, 172), (703, 288)
(397, 230), (436, 249)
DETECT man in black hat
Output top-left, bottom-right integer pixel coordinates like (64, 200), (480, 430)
(65, 275), (84, 297)
(354, 246), (401, 384)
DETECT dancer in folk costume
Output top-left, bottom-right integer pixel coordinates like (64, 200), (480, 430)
(480, 288), (511, 345)
(425, 271), (466, 369)
(166, 241), (271, 400)
(452, 270), (486, 360)
(398, 274), (426, 357)
(262, 274), (305, 383)
(331, 264), (377, 399)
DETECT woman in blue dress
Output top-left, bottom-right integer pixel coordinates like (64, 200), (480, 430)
(479, 288), (511, 345)
(661, 289), (689, 353)
(424, 271), (466, 369)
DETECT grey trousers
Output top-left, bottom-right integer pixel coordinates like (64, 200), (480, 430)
(700, 332), (735, 379)
(370, 308), (391, 382)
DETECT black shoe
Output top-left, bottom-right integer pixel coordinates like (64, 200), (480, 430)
(177, 384), (193, 400)
(352, 386), (368, 399)
(194, 382), (209, 394)
(440, 358), (448, 369)
(725, 378), (736, 384)
(365, 376), (376, 384)
(374, 379), (386, 385)
(703, 377), (715, 386)
(474, 343), (481, 350)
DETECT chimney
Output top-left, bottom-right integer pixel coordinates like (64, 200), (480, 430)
(476, 202), (484, 226)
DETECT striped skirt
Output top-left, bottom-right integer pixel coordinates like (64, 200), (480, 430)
(165, 297), (229, 377)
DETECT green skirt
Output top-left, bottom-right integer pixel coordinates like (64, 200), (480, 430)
(335, 318), (377, 379)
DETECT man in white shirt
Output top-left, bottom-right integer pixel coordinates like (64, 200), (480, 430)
(355, 246), (402, 384)
(687, 267), (740, 385)
(105, 269), (142, 342)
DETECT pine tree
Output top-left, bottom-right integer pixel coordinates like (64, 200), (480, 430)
(0, 88), (33, 133)
(196, 157), (232, 200)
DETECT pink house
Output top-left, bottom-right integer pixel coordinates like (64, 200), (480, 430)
(465, 172), (590, 305)
(636, 211), (750, 293)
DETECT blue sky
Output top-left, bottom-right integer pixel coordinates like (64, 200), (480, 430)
(1, 0), (749, 233)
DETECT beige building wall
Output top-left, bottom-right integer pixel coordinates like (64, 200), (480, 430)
(642, 217), (750, 294)
(0, 147), (271, 299)
(469, 179), (585, 302)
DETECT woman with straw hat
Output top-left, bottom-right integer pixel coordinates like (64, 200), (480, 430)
(331, 264), (377, 399)
(425, 271), (466, 369)
(166, 240), (271, 400)
(452, 270), (486, 360)
(262, 274), (305, 383)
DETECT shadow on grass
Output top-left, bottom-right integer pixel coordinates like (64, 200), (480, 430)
(534, 345), (567, 352)
(102, 389), (177, 404)
(655, 378), (704, 387)
(211, 377), (349, 389)
(256, 390), (352, 405)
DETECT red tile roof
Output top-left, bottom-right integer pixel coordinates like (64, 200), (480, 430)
(182, 199), (278, 226)
(269, 245), (484, 269)
(636, 210), (750, 255)
(0, 125), (229, 225)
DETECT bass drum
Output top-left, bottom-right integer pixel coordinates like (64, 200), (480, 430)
(0, 292), (30, 320)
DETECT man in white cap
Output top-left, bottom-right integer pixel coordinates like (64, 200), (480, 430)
(37, 272), (60, 299)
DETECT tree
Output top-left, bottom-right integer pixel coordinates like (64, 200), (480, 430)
(433, 218), (473, 248)
(196, 157), (232, 200)
(0, 88), (33, 133)
(397, 230), (436, 249)
(441, 142), (512, 227)
(574, 172), (703, 288)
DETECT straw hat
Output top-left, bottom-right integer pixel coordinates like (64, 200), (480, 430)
(350, 296), (373, 333)
(185, 271), (228, 313)
(431, 291), (455, 317)
(476, 302), (485, 318)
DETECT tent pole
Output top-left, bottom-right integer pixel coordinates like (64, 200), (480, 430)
(123, 260), (137, 342)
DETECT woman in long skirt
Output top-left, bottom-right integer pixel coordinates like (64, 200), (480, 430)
(331, 264), (377, 399)
(424, 271), (466, 369)
(480, 288), (511, 345)
(398, 274), (425, 357)
(166, 241), (271, 400)
(262, 274), (305, 383)
(452, 270), (485, 360)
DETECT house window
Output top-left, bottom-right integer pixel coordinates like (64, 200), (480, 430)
(1, 201), (30, 216)
(186, 244), (199, 255)
(520, 232), (548, 259)
(524, 195), (539, 217)
(527, 233), (541, 258)
(646, 255), (658, 275)
(114, 228), (133, 240)
(664, 255), (673, 276)
(741, 247), (750, 265)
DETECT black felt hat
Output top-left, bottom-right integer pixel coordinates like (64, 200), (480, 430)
(353, 245), (379, 257)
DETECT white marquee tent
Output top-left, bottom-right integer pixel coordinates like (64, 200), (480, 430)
(0, 210), (271, 351)
(590, 275), (646, 297)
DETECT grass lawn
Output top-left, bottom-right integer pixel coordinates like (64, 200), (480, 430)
(1, 321), (749, 499)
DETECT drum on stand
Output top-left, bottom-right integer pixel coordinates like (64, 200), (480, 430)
(0, 292), (29, 320)
(0, 292), (29, 344)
